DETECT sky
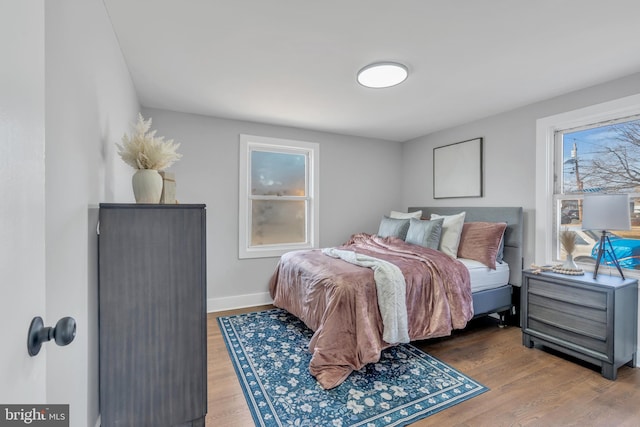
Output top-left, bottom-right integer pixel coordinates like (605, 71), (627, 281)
(562, 118), (640, 193)
(251, 150), (306, 196)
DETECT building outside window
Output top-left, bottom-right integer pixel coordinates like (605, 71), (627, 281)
(553, 116), (640, 270)
(239, 134), (319, 259)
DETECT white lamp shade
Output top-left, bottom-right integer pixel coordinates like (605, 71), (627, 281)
(582, 194), (631, 231)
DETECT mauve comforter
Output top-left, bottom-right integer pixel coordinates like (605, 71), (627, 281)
(268, 233), (473, 389)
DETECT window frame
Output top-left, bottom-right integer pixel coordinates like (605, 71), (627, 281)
(238, 134), (319, 259)
(535, 93), (640, 270)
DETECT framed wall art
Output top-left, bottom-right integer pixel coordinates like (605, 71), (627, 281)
(433, 137), (483, 199)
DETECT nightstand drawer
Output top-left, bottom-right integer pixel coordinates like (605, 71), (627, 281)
(528, 277), (607, 310)
(528, 293), (607, 340)
(527, 318), (608, 357)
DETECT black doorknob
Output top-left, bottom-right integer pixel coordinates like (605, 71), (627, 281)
(27, 316), (77, 356)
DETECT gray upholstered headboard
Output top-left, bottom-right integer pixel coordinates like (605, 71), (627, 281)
(408, 206), (524, 286)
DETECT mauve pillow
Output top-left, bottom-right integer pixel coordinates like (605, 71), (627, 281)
(457, 222), (507, 269)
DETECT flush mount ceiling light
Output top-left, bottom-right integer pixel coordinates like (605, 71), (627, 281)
(357, 62), (408, 88)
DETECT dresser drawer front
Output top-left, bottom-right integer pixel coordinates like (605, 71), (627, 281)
(527, 318), (608, 358)
(527, 278), (607, 310)
(528, 293), (607, 339)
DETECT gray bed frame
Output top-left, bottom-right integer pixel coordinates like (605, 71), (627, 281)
(408, 206), (524, 323)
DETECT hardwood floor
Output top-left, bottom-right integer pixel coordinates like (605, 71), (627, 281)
(207, 306), (640, 426)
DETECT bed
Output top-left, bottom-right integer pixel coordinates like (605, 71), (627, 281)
(411, 207), (524, 322)
(268, 206), (523, 389)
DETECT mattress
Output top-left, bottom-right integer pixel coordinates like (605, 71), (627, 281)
(457, 258), (510, 293)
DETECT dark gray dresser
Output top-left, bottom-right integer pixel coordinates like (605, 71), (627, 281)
(98, 204), (207, 426)
(522, 270), (637, 380)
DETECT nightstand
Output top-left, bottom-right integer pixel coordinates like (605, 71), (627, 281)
(521, 270), (638, 380)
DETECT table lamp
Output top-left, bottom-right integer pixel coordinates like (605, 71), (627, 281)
(582, 193), (631, 279)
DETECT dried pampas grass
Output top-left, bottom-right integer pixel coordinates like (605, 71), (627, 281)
(117, 113), (182, 170)
(559, 229), (577, 255)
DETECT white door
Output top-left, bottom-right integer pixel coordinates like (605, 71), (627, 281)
(0, 1), (47, 403)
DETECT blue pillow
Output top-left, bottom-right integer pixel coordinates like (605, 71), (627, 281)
(405, 217), (444, 249)
(377, 216), (410, 240)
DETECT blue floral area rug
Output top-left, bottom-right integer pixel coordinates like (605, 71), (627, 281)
(217, 308), (488, 427)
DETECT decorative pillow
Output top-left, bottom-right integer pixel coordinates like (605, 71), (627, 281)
(405, 217), (444, 249)
(390, 210), (422, 220)
(430, 212), (466, 258)
(496, 234), (505, 264)
(377, 216), (410, 240)
(457, 221), (508, 269)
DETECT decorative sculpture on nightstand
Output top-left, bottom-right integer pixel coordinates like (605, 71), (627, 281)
(551, 265), (584, 276)
(530, 264), (584, 276)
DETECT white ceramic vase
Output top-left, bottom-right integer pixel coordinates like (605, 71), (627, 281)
(563, 253), (579, 270)
(132, 169), (163, 203)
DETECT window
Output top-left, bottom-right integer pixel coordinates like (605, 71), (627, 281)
(239, 135), (319, 259)
(536, 94), (640, 273)
(554, 118), (640, 267)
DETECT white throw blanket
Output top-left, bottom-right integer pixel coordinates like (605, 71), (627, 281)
(322, 248), (410, 344)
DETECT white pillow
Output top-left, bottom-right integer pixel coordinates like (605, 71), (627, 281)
(390, 210), (422, 220)
(430, 212), (466, 258)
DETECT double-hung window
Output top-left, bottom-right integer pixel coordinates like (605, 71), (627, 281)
(537, 95), (640, 274)
(554, 117), (640, 267)
(239, 134), (319, 259)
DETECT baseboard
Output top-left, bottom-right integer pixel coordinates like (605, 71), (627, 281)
(207, 291), (273, 313)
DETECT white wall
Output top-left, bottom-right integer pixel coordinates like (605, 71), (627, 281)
(402, 72), (640, 270)
(45, 0), (139, 426)
(140, 108), (404, 311)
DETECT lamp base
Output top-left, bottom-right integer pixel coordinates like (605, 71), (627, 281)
(593, 231), (625, 279)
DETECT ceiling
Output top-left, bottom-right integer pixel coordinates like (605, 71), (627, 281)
(103, 0), (640, 142)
